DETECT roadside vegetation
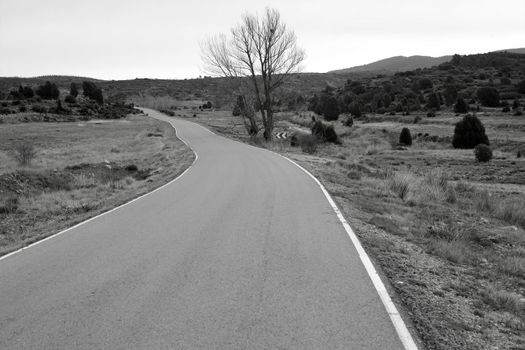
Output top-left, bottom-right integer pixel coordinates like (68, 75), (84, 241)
(134, 51), (525, 350)
(0, 107), (194, 256)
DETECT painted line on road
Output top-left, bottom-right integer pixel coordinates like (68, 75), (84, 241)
(0, 111), (198, 263)
(179, 118), (419, 350)
(277, 155), (419, 350)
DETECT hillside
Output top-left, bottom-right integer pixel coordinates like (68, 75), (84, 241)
(330, 55), (452, 74)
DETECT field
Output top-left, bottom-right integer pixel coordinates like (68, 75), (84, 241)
(154, 103), (525, 350)
(0, 113), (195, 256)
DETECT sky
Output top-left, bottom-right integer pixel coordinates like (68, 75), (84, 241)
(1, 0), (524, 80)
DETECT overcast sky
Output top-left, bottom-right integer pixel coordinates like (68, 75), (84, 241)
(1, 0), (524, 80)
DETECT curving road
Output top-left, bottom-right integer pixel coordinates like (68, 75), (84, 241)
(0, 109), (411, 349)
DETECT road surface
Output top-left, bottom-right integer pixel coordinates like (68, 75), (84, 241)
(0, 109), (409, 349)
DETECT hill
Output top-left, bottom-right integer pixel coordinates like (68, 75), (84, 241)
(330, 55), (452, 74)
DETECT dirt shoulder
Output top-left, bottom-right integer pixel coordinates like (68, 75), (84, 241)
(171, 108), (524, 350)
(0, 112), (195, 257)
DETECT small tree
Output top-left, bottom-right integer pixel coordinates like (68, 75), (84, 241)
(474, 144), (492, 162)
(36, 81), (59, 100)
(454, 97), (468, 113)
(452, 115), (489, 149)
(82, 81), (104, 104)
(426, 92), (440, 110)
(399, 127), (412, 146)
(321, 94), (340, 121)
(516, 80), (525, 94)
(70, 82), (79, 97)
(477, 87), (500, 107)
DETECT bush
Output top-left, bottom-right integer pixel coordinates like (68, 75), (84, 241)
(454, 97), (468, 113)
(311, 120), (339, 144)
(418, 78), (433, 90)
(426, 92), (440, 110)
(477, 87), (500, 107)
(517, 80), (525, 94)
(344, 115), (353, 127)
(19, 105), (27, 112)
(31, 104), (47, 113)
(413, 115), (421, 124)
(320, 94), (340, 121)
(13, 141), (37, 166)
(20, 85), (34, 98)
(0, 107), (12, 115)
(36, 81), (59, 100)
(82, 81), (104, 104)
(474, 144), (492, 162)
(70, 82), (79, 97)
(399, 127), (412, 146)
(452, 115), (490, 149)
(502, 106), (510, 113)
(64, 95), (76, 104)
(300, 135), (318, 153)
(349, 102), (362, 118)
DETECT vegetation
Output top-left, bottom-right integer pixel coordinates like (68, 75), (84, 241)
(454, 97), (468, 113)
(399, 127), (412, 146)
(36, 81), (59, 100)
(452, 115), (489, 149)
(82, 81), (104, 104)
(474, 144), (492, 162)
(201, 7), (305, 140)
(477, 87), (500, 107)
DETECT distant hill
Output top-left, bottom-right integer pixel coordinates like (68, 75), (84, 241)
(330, 55), (452, 74)
(330, 48), (525, 74)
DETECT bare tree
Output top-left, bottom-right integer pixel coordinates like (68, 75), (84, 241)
(201, 8), (305, 140)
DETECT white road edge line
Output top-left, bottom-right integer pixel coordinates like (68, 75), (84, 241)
(187, 117), (419, 350)
(0, 111), (198, 263)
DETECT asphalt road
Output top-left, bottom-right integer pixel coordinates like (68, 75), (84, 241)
(0, 109), (407, 349)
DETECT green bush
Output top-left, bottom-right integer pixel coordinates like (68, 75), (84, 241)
(474, 144), (492, 162)
(399, 127), (412, 146)
(454, 97), (468, 113)
(516, 80), (525, 94)
(452, 115), (489, 149)
(477, 87), (500, 107)
(64, 95), (76, 104)
(426, 92), (440, 110)
(31, 104), (47, 113)
(70, 82), (79, 97)
(36, 81), (59, 100)
(311, 120), (340, 144)
(82, 81), (104, 104)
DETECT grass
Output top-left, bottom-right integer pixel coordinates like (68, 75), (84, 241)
(0, 113), (195, 256)
(179, 106), (525, 350)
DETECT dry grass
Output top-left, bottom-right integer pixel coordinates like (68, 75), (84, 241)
(482, 287), (522, 313)
(0, 114), (195, 256)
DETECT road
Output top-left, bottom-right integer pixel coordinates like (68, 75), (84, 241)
(0, 109), (410, 349)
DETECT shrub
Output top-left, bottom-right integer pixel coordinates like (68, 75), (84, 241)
(82, 81), (104, 104)
(426, 92), (440, 110)
(0, 196), (19, 214)
(13, 141), (37, 166)
(502, 106), (510, 113)
(36, 81), (59, 99)
(399, 127), (412, 146)
(349, 102), (362, 118)
(474, 144), (492, 162)
(413, 115), (421, 124)
(452, 115), (489, 149)
(21, 85), (34, 98)
(344, 115), (353, 127)
(454, 97), (468, 113)
(290, 134), (318, 153)
(387, 172), (412, 200)
(516, 80), (525, 94)
(418, 78), (433, 90)
(31, 104), (47, 113)
(311, 120), (339, 144)
(0, 107), (12, 115)
(320, 94), (340, 121)
(500, 77), (511, 85)
(70, 82), (79, 97)
(477, 87), (500, 107)
(19, 105), (27, 112)
(426, 110), (435, 118)
(64, 95), (76, 104)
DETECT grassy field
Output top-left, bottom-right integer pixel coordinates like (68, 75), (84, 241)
(0, 113), (195, 256)
(160, 105), (525, 350)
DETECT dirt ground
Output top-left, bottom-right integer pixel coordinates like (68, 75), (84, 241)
(0, 113), (195, 256)
(173, 107), (525, 350)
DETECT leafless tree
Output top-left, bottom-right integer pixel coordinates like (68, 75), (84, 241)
(201, 8), (305, 140)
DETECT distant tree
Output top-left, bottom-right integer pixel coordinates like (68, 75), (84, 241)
(442, 85), (458, 106)
(70, 82), (79, 97)
(64, 95), (76, 104)
(349, 102), (362, 118)
(201, 8), (305, 140)
(399, 127), (412, 146)
(36, 81), (59, 100)
(426, 92), (440, 110)
(320, 94), (340, 121)
(517, 80), (525, 94)
(451, 54), (462, 66)
(452, 115), (489, 149)
(476, 87), (500, 107)
(454, 97), (468, 113)
(82, 81), (104, 104)
(418, 78), (433, 90)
